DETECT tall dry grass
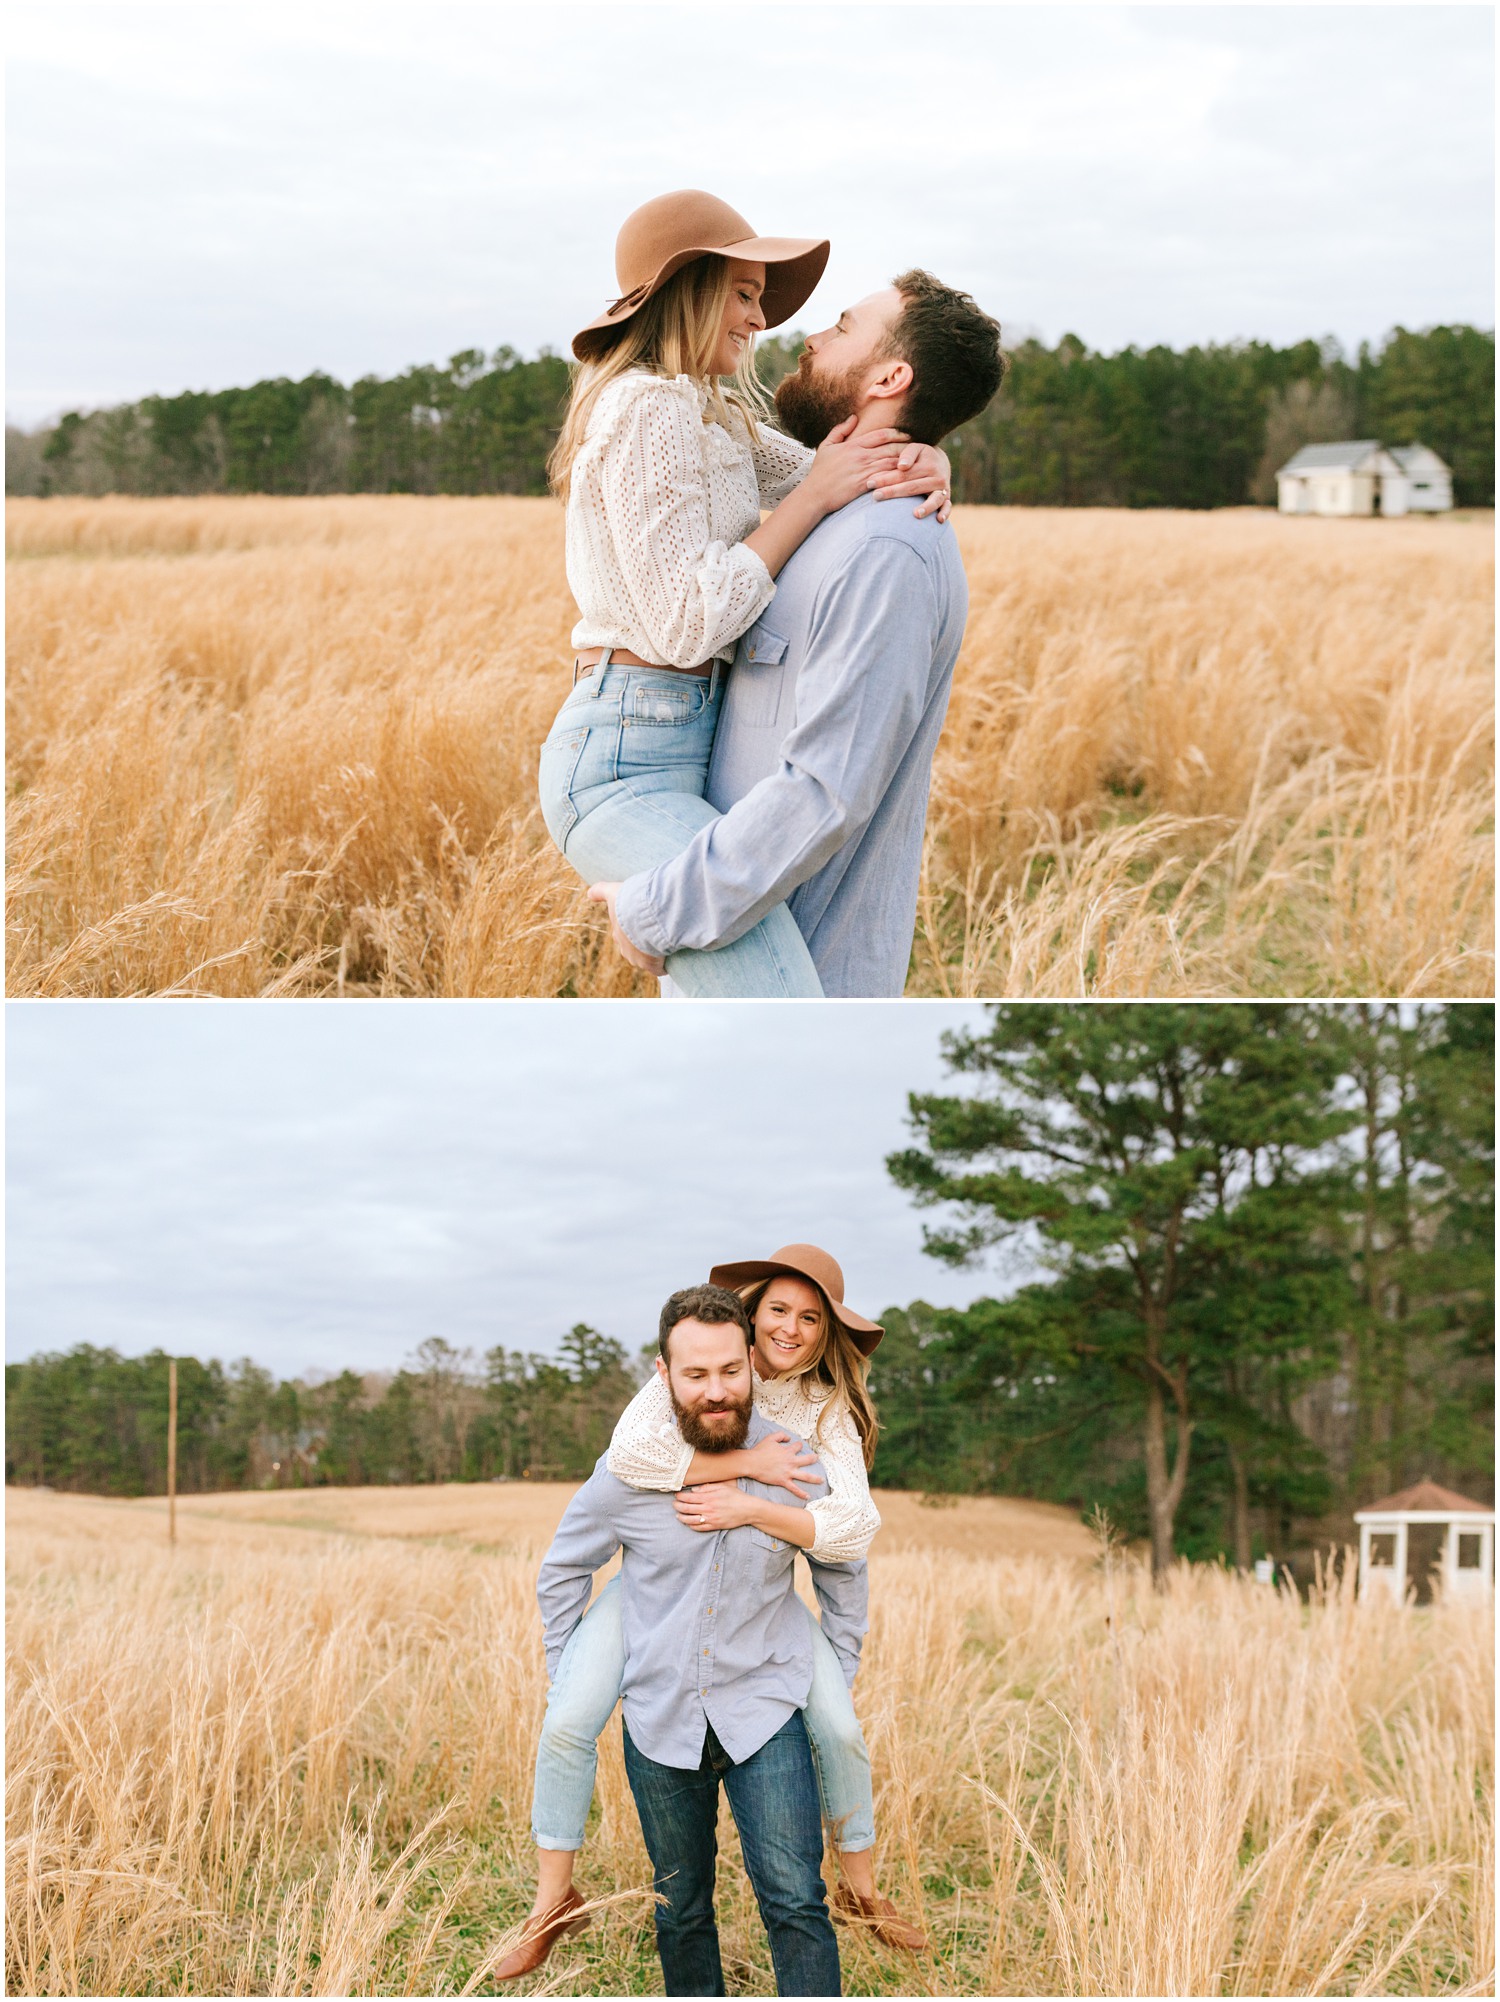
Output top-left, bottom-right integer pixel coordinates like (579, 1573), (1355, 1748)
(6, 496), (1493, 996)
(6, 1487), (1492, 1996)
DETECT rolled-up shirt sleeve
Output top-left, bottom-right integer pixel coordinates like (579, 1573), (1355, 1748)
(536, 1467), (622, 1682)
(804, 1555), (869, 1688)
(613, 537), (936, 956)
(592, 379), (775, 667)
(607, 1373), (695, 1491)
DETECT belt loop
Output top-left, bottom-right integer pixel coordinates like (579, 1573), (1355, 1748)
(708, 657), (721, 702)
(573, 644), (614, 690)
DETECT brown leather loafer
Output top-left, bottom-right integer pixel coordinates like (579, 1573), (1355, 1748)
(831, 1882), (929, 1952)
(494, 1887), (592, 1981)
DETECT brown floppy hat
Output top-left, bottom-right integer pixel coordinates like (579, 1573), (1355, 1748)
(573, 189), (829, 364)
(708, 1243), (884, 1355)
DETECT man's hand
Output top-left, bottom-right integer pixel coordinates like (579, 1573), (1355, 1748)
(675, 1484), (754, 1534)
(586, 882), (666, 977)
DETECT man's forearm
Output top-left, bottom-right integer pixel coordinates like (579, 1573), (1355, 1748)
(613, 541), (935, 959)
(614, 760), (849, 957)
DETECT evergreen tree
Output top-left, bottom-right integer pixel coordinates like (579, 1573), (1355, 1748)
(888, 1003), (1353, 1579)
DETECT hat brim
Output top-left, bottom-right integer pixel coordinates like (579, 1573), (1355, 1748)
(708, 1258), (883, 1354)
(573, 235), (829, 364)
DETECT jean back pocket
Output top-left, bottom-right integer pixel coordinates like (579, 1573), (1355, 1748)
(537, 724), (590, 848)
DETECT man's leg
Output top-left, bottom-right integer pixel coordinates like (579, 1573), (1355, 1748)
(721, 1714), (842, 1998)
(622, 1723), (726, 1997)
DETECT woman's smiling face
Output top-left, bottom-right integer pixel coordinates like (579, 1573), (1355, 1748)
(712, 259), (767, 376)
(752, 1274), (825, 1376)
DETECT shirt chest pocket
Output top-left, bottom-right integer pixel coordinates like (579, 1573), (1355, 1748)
(734, 625), (789, 729)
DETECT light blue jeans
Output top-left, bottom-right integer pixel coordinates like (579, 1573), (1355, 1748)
(533, 1574), (875, 1853)
(537, 660), (824, 998)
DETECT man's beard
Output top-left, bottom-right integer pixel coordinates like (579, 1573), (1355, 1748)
(671, 1382), (753, 1453)
(773, 351), (865, 448)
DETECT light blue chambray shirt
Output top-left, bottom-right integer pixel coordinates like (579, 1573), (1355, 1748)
(536, 1409), (868, 1770)
(613, 490), (968, 997)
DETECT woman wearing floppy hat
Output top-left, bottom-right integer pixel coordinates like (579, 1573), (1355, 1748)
(538, 190), (951, 998)
(499, 1243), (926, 1980)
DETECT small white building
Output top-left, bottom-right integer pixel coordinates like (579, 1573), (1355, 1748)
(1388, 444), (1454, 513)
(1354, 1480), (1494, 1605)
(1276, 440), (1454, 517)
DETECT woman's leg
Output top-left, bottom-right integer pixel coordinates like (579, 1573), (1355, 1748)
(800, 1602), (926, 1948)
(566, 783), (824, 999)
(799, 1600), (876, 1861)
(527, 1574), (625, 1909)
(538, 668), (823, 999)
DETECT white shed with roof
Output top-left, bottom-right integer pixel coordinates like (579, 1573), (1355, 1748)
(1388, 444), (1454, 512)
(1276, 441), (1403, 517)
(1276, 440), (1454, 517)
(1354, 1480), (1494, 1604)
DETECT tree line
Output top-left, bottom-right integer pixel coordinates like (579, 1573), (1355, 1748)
(6, 1004), (1491, 1576)
(7, 323), (1492, 509)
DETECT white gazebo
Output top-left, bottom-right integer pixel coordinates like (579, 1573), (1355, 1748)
(1354, 1480), (1494, 1604)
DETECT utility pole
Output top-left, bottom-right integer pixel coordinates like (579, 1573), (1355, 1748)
(168, 1358), (178, 1548)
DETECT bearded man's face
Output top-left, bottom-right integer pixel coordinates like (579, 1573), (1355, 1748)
(671, 1377), (753, 1452)
(772, 284), (906, 447)
(660, 1317), (754, 1452)
(773, 348), (869, 448)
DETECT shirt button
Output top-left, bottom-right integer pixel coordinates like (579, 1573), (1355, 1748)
(703, 1647), (710, 1655)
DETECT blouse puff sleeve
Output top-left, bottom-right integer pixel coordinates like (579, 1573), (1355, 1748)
(606, 1370), (881, 1566)
(798, 1395), (882, 1564)
(586, 374), (776, 667)
(607, 1372), (695, 1491)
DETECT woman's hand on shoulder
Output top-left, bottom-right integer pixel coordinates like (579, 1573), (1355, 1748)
(870, 441), (952, 522)
(741, 1430), (819, 1499)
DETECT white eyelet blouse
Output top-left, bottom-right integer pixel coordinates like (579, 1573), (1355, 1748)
(566, 370), (816, 670)
(606, 1366), (882, 1564)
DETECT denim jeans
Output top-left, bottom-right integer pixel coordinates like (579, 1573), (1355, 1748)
(537, 663), (824, 998)
(624, 1712), (841, 1997)
(532, 1574), (875, 1852)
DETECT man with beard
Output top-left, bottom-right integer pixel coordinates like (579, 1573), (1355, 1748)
(589, 270), (1005, 997)
(534, 1284), (866, 1997)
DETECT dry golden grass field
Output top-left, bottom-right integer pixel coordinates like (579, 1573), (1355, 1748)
(6, 496), (1493, 997)
(7, 1483), (1492, 1996)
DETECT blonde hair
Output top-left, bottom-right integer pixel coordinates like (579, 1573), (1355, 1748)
(548, 255), (774, 501)
(738, 1274), (881, 1474)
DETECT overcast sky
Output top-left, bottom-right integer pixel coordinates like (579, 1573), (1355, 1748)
(7, 3), (1492, 426)
(6, 1001), (1008, 1378)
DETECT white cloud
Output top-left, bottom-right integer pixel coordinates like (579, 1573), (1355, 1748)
(6, 3), (1491, 423)
(6, 1000), (997, 1375)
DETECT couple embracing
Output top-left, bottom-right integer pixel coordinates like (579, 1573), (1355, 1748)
(538, 189), (1006, 997)
(502, 1246), (915, 1997)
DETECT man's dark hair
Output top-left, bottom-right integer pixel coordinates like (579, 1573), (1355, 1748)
(884, 268), (1007, 446)
(658, 1283), (753, 1362)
